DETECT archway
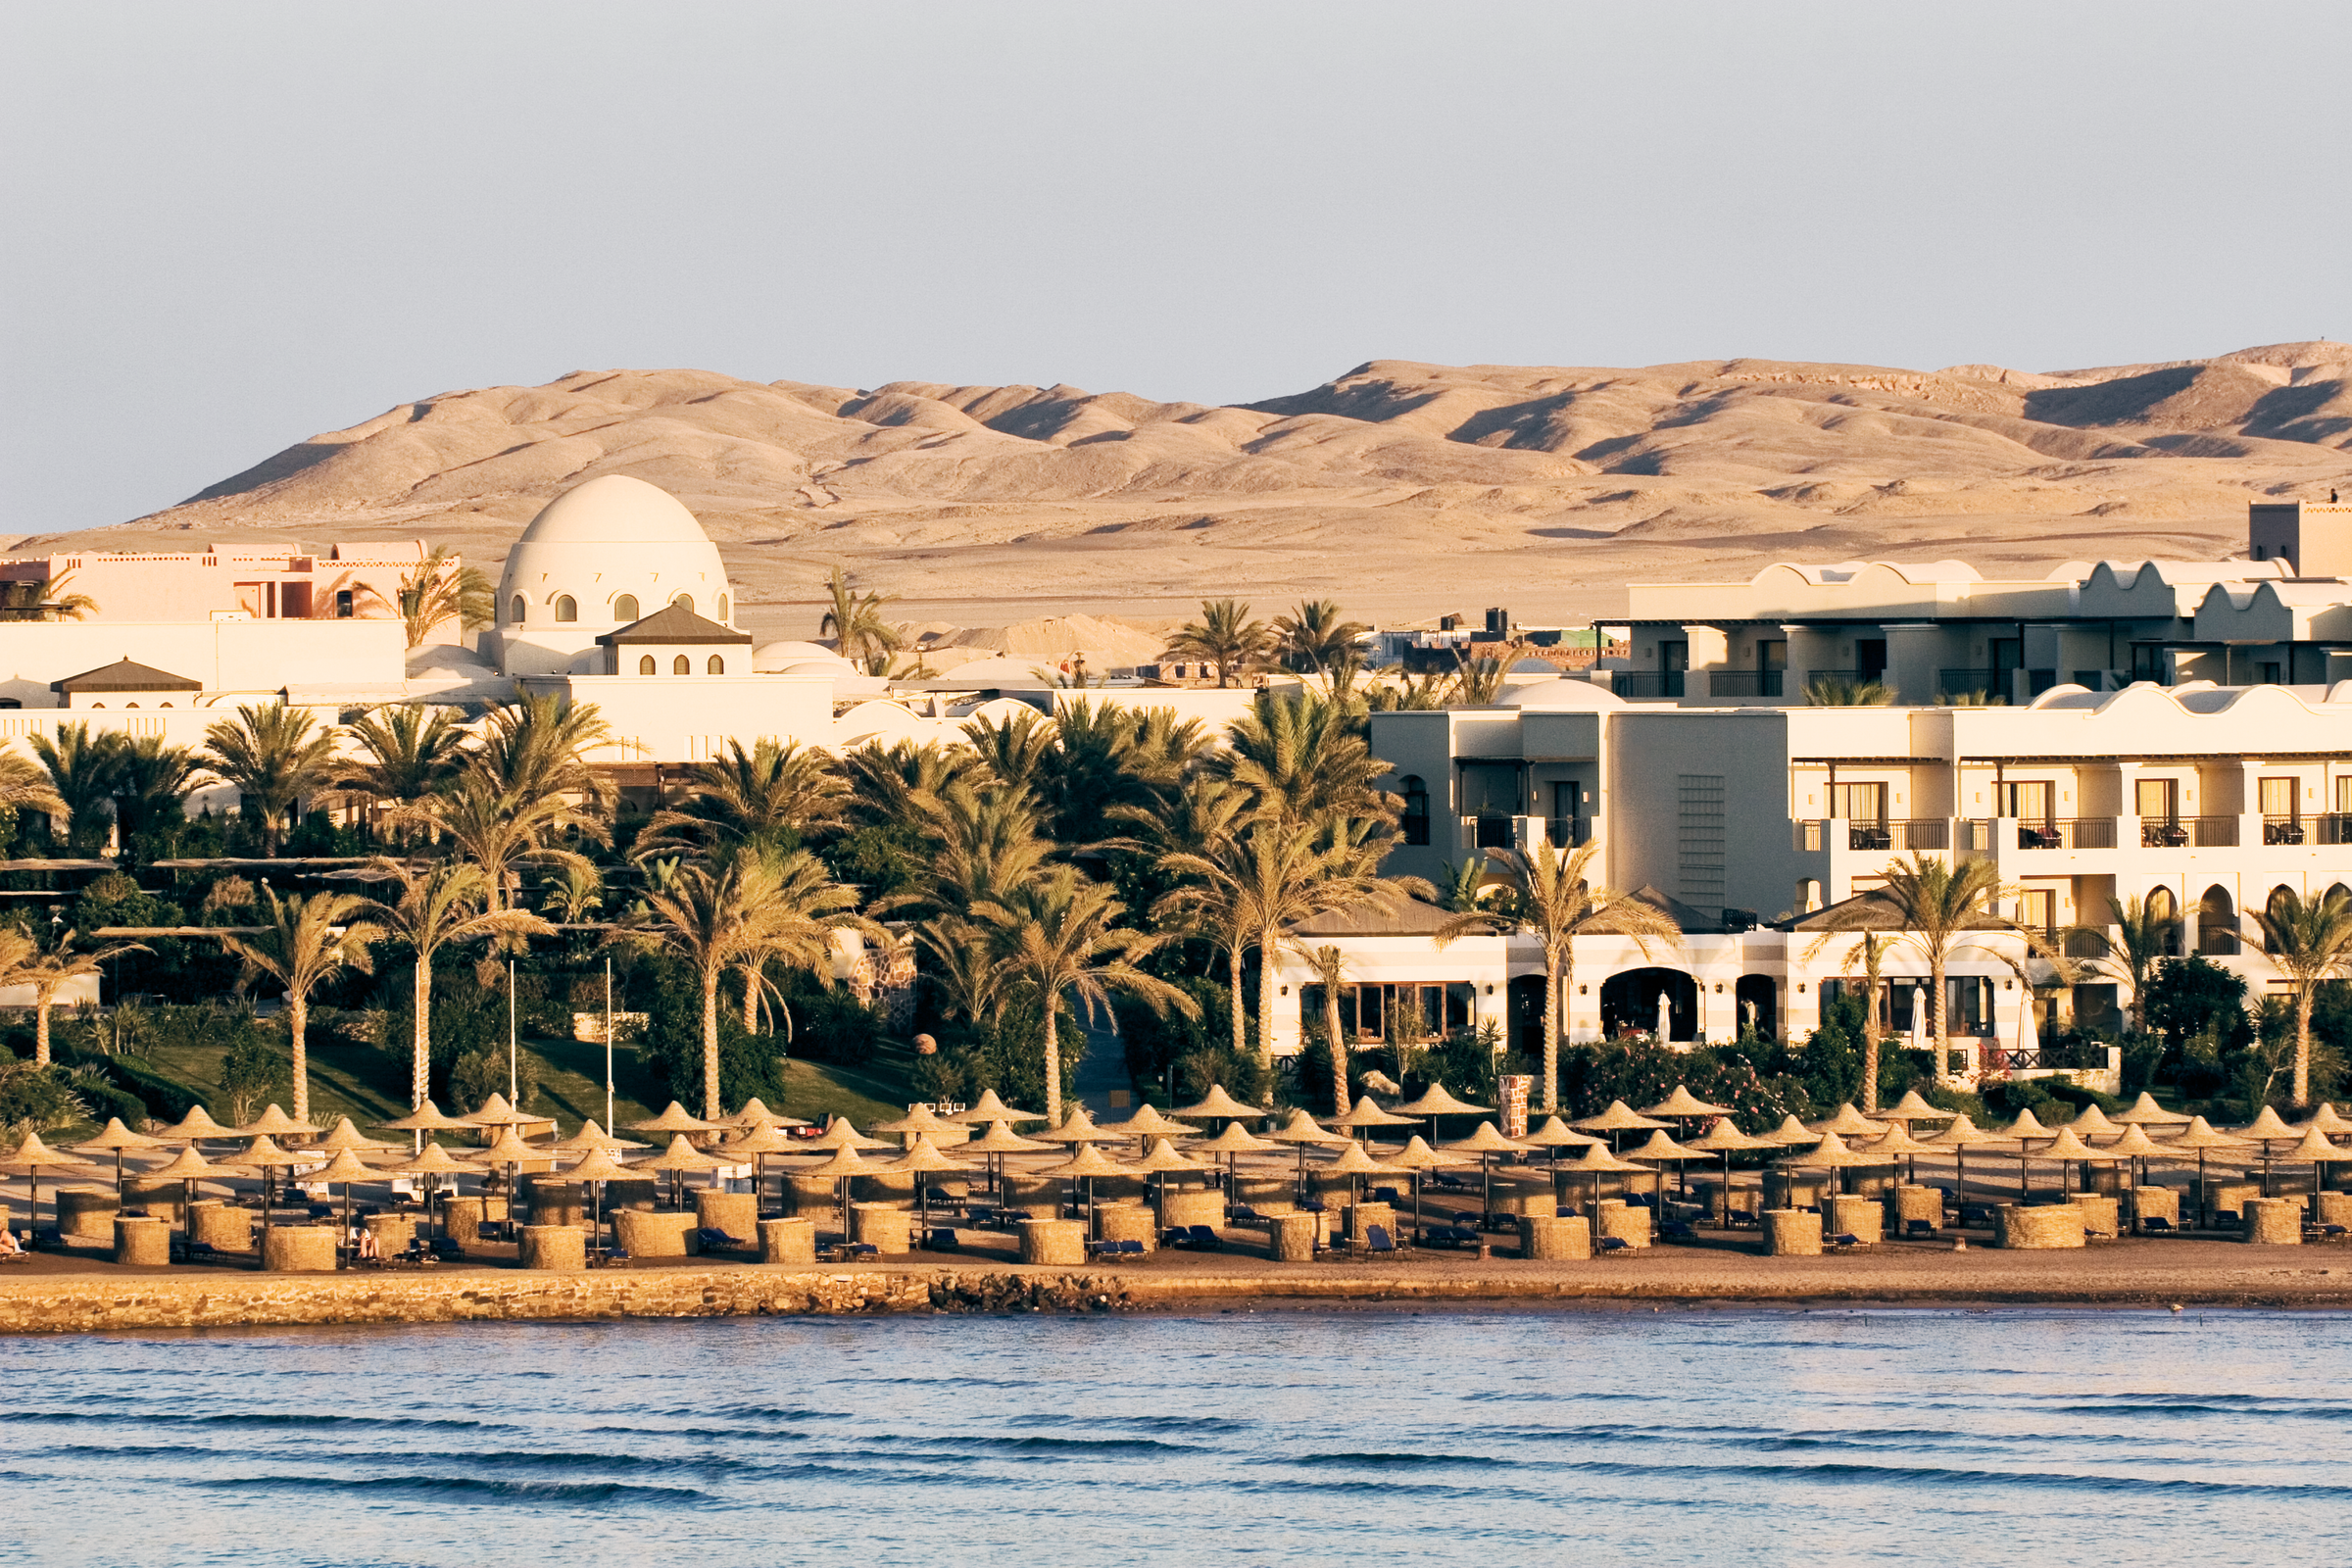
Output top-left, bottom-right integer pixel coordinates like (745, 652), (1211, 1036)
(1507, 974), (1547, 1056)
(2146, 886), (2179, 956)
(1735, 975), (1777, 1040)
(1599, 966), (1698, 1042)
(2265, 884), (2298, 953)
(2198, 884), (2237, 955)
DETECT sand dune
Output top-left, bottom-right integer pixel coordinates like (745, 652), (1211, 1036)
(45, 344), (2352, 635)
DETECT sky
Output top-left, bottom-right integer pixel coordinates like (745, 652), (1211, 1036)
(4, 2), (2347, 530)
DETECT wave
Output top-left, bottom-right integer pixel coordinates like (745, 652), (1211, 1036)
(6, 1411), (507, 1433)
(187, 1474), (710, 1505)
(1281, 1452), (1514, 1470)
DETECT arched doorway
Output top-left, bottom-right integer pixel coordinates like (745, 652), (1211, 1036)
(2198, 885), (2238, 956)
(1735, 975), (1777, 1040)
(1508, 974), (1547, 1056)
(2264, 884), (2298, 953)
(1600, 967), (1698, 1042)
(2146, 886), (2180, 956)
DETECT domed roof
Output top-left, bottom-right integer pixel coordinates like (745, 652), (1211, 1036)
(755, 640), (852, 672)
(515, 474), (711, 547)
(1498, 677), (1625, 711)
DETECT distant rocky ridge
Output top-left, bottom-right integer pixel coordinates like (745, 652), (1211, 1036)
(39, 343), (2352, 630)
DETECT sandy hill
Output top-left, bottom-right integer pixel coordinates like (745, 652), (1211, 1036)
(42, 345), (2352, 632)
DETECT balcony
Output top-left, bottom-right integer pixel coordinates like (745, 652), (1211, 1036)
(2063, 929), (2112, 959)
(2318, 814), (2352, 845)
(1707, 669), (1785, 699)
(2012, 818), (2117, 850)
(1468, 813), (1513, 849)
(2265, 815), (2310, 846)
(1793, 818), (1950, 853)
(2137, 815), (2238, 848)
(1937, 668), (2008, 701)
(1610, 671), (1680, 700)
(1544, 815), (1592, 848)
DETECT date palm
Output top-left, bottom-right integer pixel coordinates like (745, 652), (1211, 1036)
(108, 735), (201, 849)
(730, 848), (881, 1034)
(220, 890), (384, 1125)
(469, 692), (614, 816)
(337, 705), (469, 840)
(2074, 894), (2180, 1034)
(1806, 676), (1896, 707)
(0, 753), (67, 823)
(1843, 855), (2017, 1077)
(1123, 776), (1254, 1054)
(1162, 598), (1270, 689)
(973, 866), (1197, 1123)
(11, 927), (147, 1068)
(2247, 886), (2352, 1105)
(27, 724), (120, 853)
(1302, 943), (1355, 1117)
(818, 564), (903, 674)
(394, 773), (601, 911)
(1803, 928), (1894, 1111)
(1437, 841), (1681, 1113)
(1219, 689), (1389, 826)
(963, 708), (1057, 802)
(623, 847), (789, 1118)
(397, 546), (494, 650)
(200, 702), (340, 856)
(638, 738), (845, 858)
(353, 858), (550, 1112)
(1272, 599), (1370, 678)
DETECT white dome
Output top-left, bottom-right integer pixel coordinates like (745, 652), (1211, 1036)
(496, 475), (735, 636)
(756, 639), (849, 672)
(1498, 677), (1625, 711)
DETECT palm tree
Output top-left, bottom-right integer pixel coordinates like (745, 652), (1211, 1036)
(962, 709), (1057, 803)
(1365, 671), (1454, 711)
(0, 570), (99, 621)
(637, 738), (845, 857)
(973, 866), (1197, 1123)
(1131, 777), (1255, 1056)
(1162, 599), (1270, 688)
(399, 772), (604, 911)
(353, 858), (549, 1111)
(1803, 928), (1895, 1110)
(0, 753), (65, 823)
(12, 927), (147, 1068)
(337, 705), (469, 839)
(818, 565), (903, 673)
(107, 735), (200, 852)
(469, 693), (614, 815)
(623, 848), (786, 1118)
(729, 848), (880, 1033)
(27, 724), (121, 854)
(1437, 856), (1489, 912)
(1302, 943), (1355, 1116)
(219, 890), (384, 1125)
(1436, 841), (1681, 1112)
(1856, 855), (2014, 1077)
(200, 702), (340, 855)
(2248, 886), (2352, 1106)
(1806, 676), (1896, 707)
(397, 546), (494, 650)
(540, 863), (605, 924)
(1272, 600), (1370, 677)
(914, 784), (1053, 922)
(2075, 894), (2180, 1034)
(1219, 688), (1390, 826)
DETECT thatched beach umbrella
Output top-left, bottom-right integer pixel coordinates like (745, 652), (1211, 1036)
(788, 1144), (883, 1237)
(147, 1143), (247, 1252)
(154, 1104), (232, 1144)
(1686, 1117), (1777, 1224)
(626, 1101), (725, 1138)
(728, 1097), (811, 1132)
(563, 1145), (638, 1250)
(2296, 1102), (2352, 1137)
(74, 1117), (167, 1202)
(1558, 1139), (1647, 1219)
(722, 1122), (802, 1216)
(2161, 1116), (2252, 1230)
(305, 1115), (402, 1156)
(1775, 1127), (1878, 1206)
(1264, 1107), (1349, 1201)
(1854, 1118), (1937, 1187)
(1809, 1102), (1887, 1140)
(880, 1135), (976, 1234)
(1923, 1113), (2005, 1216)
(1881, 1089), (1958, 1126)
(305, 1147), (379, 1241)
(804, 1116), (893, 1152)
(2030, 1125), (2119, 1198)
(2110, 1092), (2191, 1127)
(377, 1098), (470, 1154)
(872, 1102), (965, 1148)
(1328, 1094), (1418, 1149)
(1571, 1100), (1668, 1152)
(1392, 1082), (1493, 1150)
(2278, 1126), (2352, 1214)
(235, 1135), (312, 1234)
(1762, 1112), (1823, 1147)
(1099, 1102), (1199, 1156)
(1173, 1083), (1266, 1129)
(634, 1132), (730, 1208)
(1642, 1084), (1734, 1146)
(1442, 1121), (1533, 1220)
(235, 1103), (322, 1141)
(382, 1141), (472, 1242)
(1320, 1139), (1407, 1216)
(1191, 1119), (1278, 1203)
(2235, 1105), (2300, 1196)
(962, 1119), (1053, 1203)
(1385, 1135), (1471, 1239)
(2100, 1122), (2173, 1226)
(1035, 1105), (1121, 1147)
(1130, 1137), (1209, 1233)
(550, 1118), (648, 1154)
(1624, 1127), (1709, 1205)
(2065, 1102), (2118, 1142)
(942, 1088), (1045, 1125)
(2, 1131), (103, 1246)
(1039, 1141), (1128, 1229)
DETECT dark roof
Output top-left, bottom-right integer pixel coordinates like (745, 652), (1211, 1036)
(594, 604), (752, 647)
(1593, 884), (1716, 935)
(1291, 898), (1460, 937)
(51, 659), (202, 694)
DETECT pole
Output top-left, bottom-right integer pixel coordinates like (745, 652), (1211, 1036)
(605, 956), (614, 1133)
(508, 958), (518, 1103)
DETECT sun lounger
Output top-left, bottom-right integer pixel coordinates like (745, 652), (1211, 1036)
(2304, 1223), (2348, 1245)
(1826, 1232), (1865, 1251)
(964, 1205), (1001, 1229)
(1226, 1203), (1268, 1228)
(1903, 1218), (1938, 1241)
(1594, 1236), (1633, 1257)
(429, 1237), (465, 1263)
(1958, 1204), (1995, 1228)
(1421, 1223), (1479, 1250)
(1430, 1173), (1468, 1192)
(1164, 1224), (1222, 1251)
(693, 1227), (750, 1252)
(1298, 1196), (1327, 1214)
(1087, 1239), (1127, 1258)
(1370, 1186), (1402, 1205)
(32, 1226), (61, 1250)
(2140, 1215), (2175, 1235)
(1658, 1219), (1697, 1243)
(924, 1187), (956, 1209)
(1363, 1224), (1408, 1257)
(925, 1227), (959, 1251)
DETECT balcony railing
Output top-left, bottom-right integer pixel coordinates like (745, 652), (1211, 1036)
(1544, 816), (1592, 848)
(2010, 817), (2118, 850)
(2264, 815), (2311, 846)
(1610, 671), (1681, 700)
(1707, 669), (1785, 698)
(1468, 813), (1513, 849)
(2063, 929), (2112, 959)
(1937, 668), (2008, 701)
(1843, 818), (1950, 852)
(2313, 813), (2352, 845)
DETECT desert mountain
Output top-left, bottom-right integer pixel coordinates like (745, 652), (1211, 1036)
(44, 344), (2352, 632)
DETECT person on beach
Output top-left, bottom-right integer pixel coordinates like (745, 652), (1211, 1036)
(354, 1227), (379, 1261)
(0, 1226), (21, 1257)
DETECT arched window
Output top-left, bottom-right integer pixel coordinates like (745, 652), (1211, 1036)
(554, 595), (577, 623)
(2146, 886), (2179, 956)
(125, 703), (138, 710)
(2265, 884), (2298, 954)
(716, 594), (729, 621)
(2329, 883), (2352, 908)
(1398, 775), (1430, 846)
(612, 594), (640, 622)
(707, 655), (725, 674)
(0, 699), (23, 710)
(90, 703), (104, 709)
(638, 655), (656, 675)
(510, 595), (526, 624)
(160, 703), (172, 709)
(2198, 884), (2237, 956)
(672, 593), (695, 614)
(673, 655), (691, 674)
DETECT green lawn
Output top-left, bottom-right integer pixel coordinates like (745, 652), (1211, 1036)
(126, 1031), (912, 1138)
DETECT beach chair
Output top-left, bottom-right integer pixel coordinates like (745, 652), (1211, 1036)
(1958, 1203), (1995, 1228)
(429, 1237), (465, 1263)
(1902, 1218), (1938, 1241)
(1594, 1236), (1633, 1258)
(1825, 1232), (1864, 1251)
(925, 1227), (958, 1251)
(32, 1226), (61, 1250)
(1087, 1239), (1127, 1259)
(923, 1186), (957, 1211)
(1226, 1203), (1268, 1228)
(1658, 1219), (1697, 1243)
(1298, 1196), (1328, 1214)
(2140, 1215), (2175, 1235)
(1370, 1186), (1402, 1205)
(1116, 1239), (1145, 1255)
(694, 1227), (750, 1252)
(2304, 1223), (2348, 1245)
(1363, 1224), (1405, 1258)
(1423, 1224), (1478, 1250)
(1171, 1224), (1221, 1251)
(964, 1204), (1000, 1230)
(1431, 1173), (1469, 1192)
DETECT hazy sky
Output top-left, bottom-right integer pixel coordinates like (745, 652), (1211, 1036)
(5, 2), (2346, 530)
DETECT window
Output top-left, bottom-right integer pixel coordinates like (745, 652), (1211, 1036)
(555, 595), (577, 623)
(2000, 780), (2052, 822)
(672, 593), (695, 614)
(510, 595), (525, 624)
(716, 594), (729, 621)
(2339, 776), (2352, 816)
(613, 594), (640, 622)
(2146, 886), (2180, 955)
(638, 655), (656, 675)
(1456, 761), (1522, 819)
(335, 589), (354, 617)
(673, 655), (691, 674)
(707, 655), (725, 674)
(1856, 638), (1887, 682)
(1678, 774), (1726, 906)
(2260, 776), (2297, 820)
(1399, 776), (1430, 846)
(2266, 885), (2298, 953)
(1830, 782), (1885, 823)
(2135, 777), (2178, 820)
(2198, 884), (2237, 956)
(2019, 888), (2055, 935)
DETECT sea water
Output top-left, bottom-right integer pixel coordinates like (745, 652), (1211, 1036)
(3, 1308), (2345, 1567)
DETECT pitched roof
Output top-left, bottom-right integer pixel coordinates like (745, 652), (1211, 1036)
(593, 603), (753, 647)
(1291, 898), (1459, 937)
(51, 658), (202, 694)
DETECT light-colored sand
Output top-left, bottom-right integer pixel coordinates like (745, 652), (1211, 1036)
(33, 344), (2352, 635)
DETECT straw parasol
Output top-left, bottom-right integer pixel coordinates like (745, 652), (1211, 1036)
(1172, 1083), (1266, 1126)
(633, 1132), (731, 1210)
(880, 1135), (976, 1233)
(2296, 1102), (2352, 1137)
(2, 1130), (104, 1244)
(305, 1148), (378, 1241)
(721, 1122), (803, 1217)
(942, 1088), (1045, 1125)
(1442, 1121), (1533, 1220)
(1624, 1127), (1710, 1204)
(1881, 1089), (1958, 1125)
(1321, 1139), (1407, 1214)
(1570, 1100), (1669, 1150)
(1923, 1113), (2007, 1218)
(234, 1135), (313, 1233)
(1857, 1119), (1937, 1187)
(1520, 1114), (1602, 1154)
(305, 1115), (402, 1156)
(2100, 1121), (2174, 1221)
(1327, 1094), (1418, 1147)
(2110, 1091), (2191, 1127)
(148, 1144), (247, 1251)
(376, 1099), (472, 1153)
(961, 1119), (1053, 1202)
(788, 1144), (884, 1236)
(2031, 1125), (2122, 1198)
(1810, 1102), (1887, 1139)
(871, 1102), (965, 1145)
(2279, 1126), (2352, 1214)
(2235, 1105), (2300, 1195)
(563, 1145), (639, 1251)
(1763, 1113), (1822, 1147)
(2065, 1102), (2118, 1141)
(235, 1103), (321, 1140)
(1034, 1105), (1120, 1146)
(2162, 1116), (2253, 1229)
(1385, 1134), (1472, 1238)
(550, 1118), (648, 1153)
(1099, 1102), (1199, 1156)
(1686, 1116), (1778, 1223)
(1776, 1127), (1881, 1203)
(1392, 1082), (1493, 1150)
(1191, 1120), (1278, 1201)
(1130, 1136), (1208, 1232)
(1039, 1141), (1128, 1229)
(381, 1141), (473, 1242)
(729, 1096), (810, 1131)
(74, 1116), (167, 1201)
(804, 1116), (893, 1152)
(154, 1104), (232, 1143)
(1262, 1107), (1348, 1200)
(625, 1100), (724, 1136)
(1642, 1085), (1733, 1122)
(1558, 1138), (1647, 1218)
